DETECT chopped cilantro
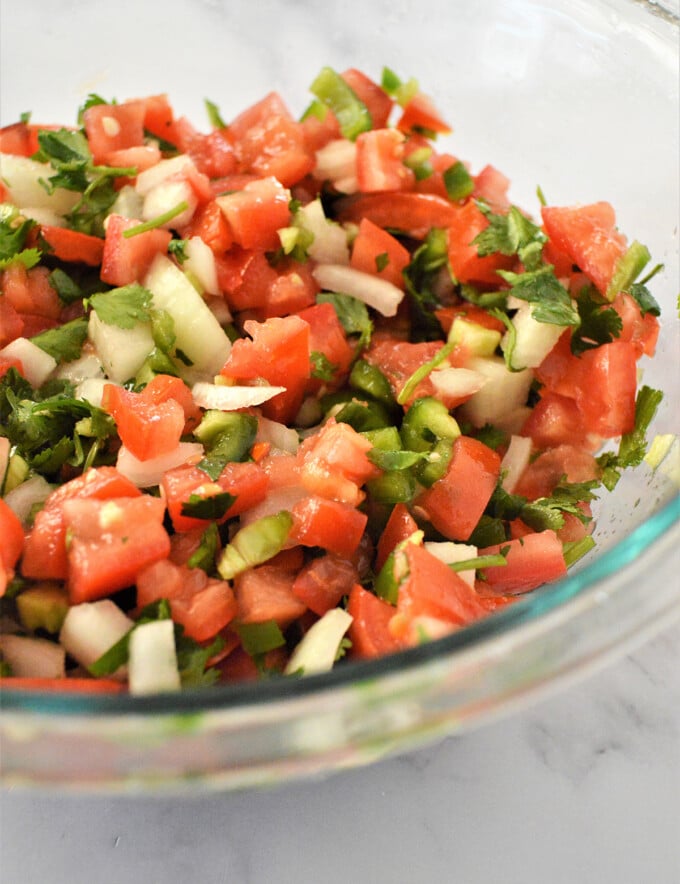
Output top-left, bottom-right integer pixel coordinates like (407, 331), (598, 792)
(597, 386), (663, 490)
(180, 491), (236, 521)
(86, 283), (153, 328)
(205, 98), (227, 129)
(375, 252), (390, 273)
(397, 340), (453, 404)
(498, 267), (580, 327)
(186, 523), (220, 574)
(571, 285), (623, 354)
(310, 350), (337, 382)
(403, 227), (449, 340)
(122, 201), (188, 238)
(0, 205), (39, 269)
(176, 631), (225, 688)
(473, 204), (547, 271)
(628, 282), (661, 317)
(30, 317), (89, 362)
(317, 291), (373, 350)
(48, 267), (84, 304)
(168, 238), (189, 263)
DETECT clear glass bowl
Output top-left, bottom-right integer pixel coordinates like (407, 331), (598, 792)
(1, 0), (678, 791)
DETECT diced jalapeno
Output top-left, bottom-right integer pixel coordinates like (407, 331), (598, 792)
(401, 397), (460, 452)
(309, 67), (372, 141)
(217, 510), (293, 581)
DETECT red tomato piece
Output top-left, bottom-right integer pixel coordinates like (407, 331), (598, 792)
(216, 177), (291, 251)
(297, 419), (379, 506)
(101, 383), (185, 462)
(416, 436), (501, 541)
(521, 392), (600, 452)
(472, 164), (511, 213)
(105, 144), (161, 172)
(138, 94), (177, 143)
(350, 218), (411, 288)
(514, 444), (600, 501)
(21, 468), (142, 581)
(234, 564), (307, 626)
(396, 543), (487, 625)
(136, 559), (237, 642)
(290, 495), (368, 557)
(541, 202), (627, 295)
(100, 214), (171, 287)
(479, 530), (567, 594)
(261, 258), (319, 319)
(0, 677), (125, 693)
(182, 199), (234, 254)
(434, 303), (507, 337)
(215, 247), (277, 312)
(62, 496), (170, 604)
(447, 201), (515, 285)
(366, 338), (462, 407)
(173, 117), (237, 179)
(341, 69), (394, 129)
(140, 373), (202, 432)
(375, 502), (419, 572)
(226, 92), (315, 187)
(347, 584), (403, 660)
(396, 92), (451, 135)
(292, 553), (358, 616)
(612, 292), (660, 358)
(0, 354), (24, 377)
(356, 128), (415, 193)
(0, 498), (24, 597)
(296, 301), (354, 389)
(39, 226), (104, 267)
(336, 191), (460, 239)
(0, 298), (24, 348)
(221, 314), (310, 423)
(1, 264), (61, 319)
(83, 101), (146, 164)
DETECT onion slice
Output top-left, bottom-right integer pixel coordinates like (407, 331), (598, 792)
(312, 264), (404, 317)
(192, 382), (286, 411)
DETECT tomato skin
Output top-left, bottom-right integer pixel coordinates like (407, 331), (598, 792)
(397, 543), (487, 625)
(375, 502), (418, 572)
(297, 419), (379, 506)
(341, 69), (394, 129)
(140, 374), (202, 433)
(21, 468), (142, 581)
(261, 258), (319, 319)
(227, 92), (315, 187)
(62, 496), (170, 604)
(83, 101), (146, 164)
(416, 436), (501, 542)
(292, 554), (358, 616)
(0, 299), (24, 348)
(221, 314), (311, 424)
(514, 444), (600, 501)
(472, 164), (510, 213)
(355, 128), (415, 193)
(234, 564), (307, 626)
(336, 191), (460, 239)
(347, 584), (403, 660)
(350, 217), (411, 288)
(100, 214), (171, 287)
(366, 338), (453, 407)
(447, 201), (514, 285)
(101, 383), (185, 462)
(182, 200), (234, 254)
(136, 559), (237, 642)
(521, 392), (601, 452)
(216, 176), (291, 251)
(39, 225), (104, 267)
(290, 495), (368, 557)
(479, 530), (567, 594)
(612, 292), (660, 358)
(541, 202), (627, 295)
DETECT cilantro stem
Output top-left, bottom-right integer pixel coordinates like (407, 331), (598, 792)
(449, 553), (507, 572)
(397, 341), (454, 405)
(123, 201), (189, 238)
(562, 535), (596, 568)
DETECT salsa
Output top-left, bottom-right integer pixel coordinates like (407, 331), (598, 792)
(0, 67), (663, 693)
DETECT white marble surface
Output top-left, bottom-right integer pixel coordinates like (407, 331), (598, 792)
(2, 618), (679, 884)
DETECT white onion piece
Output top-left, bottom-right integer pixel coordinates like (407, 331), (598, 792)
(108, 184), (144, 219)
(74, 377), (112, 409)
(314, 139), (357, 182)
(128, 620), (181, 696)
(59, 600), (133, 678)
(0, 338), (57, 387)
(0, 153), (80, 213)
(20, 207), (66, 227)
(500, 434), (533, 493)
(116, 442), (204, 488)
(185, 235), (219, 295)
(4, 475), (53, 525)
(429, 367), (488, 400)
(284, 608), (353, 676)
(295, 199), (349, 265)
(135, 154), (195, 195)
(255, 417), (300, 454)
(142, 179), (197, 229)
(55, 351), (105, 383)
(192, 382), (286, 411)
(0, 634), (66, 679)
(312, 264), (404, 317)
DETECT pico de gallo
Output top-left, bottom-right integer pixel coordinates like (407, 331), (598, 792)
(0, 66), (664, 693)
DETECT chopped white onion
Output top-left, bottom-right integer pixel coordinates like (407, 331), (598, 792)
(4, 474), (53, 525)
(0, 153), (80, 213)
(55, 351), (105, 383)
(116, 442), (204, 488)
(192, 382), (286, 411)
(255, 417), (300, 454)
(74, 377), (112, 409)
(239, 484), (307, 527)
(59, 600), (133, 679)
(128, 620), (181, 696)
(429, 367), (488, 400)
(312, 264), (404, 317)
(500, 434), (533, 493)
(185, 235), (220, 295)
(142, 179), (197, 229)
(0, 338), (57, 387)
(0, 634), (66, 679)
(314, 139), (357, 182)
(135, 154), (195, 195)
(284, 608), (353, 676)
(19, 207), (66, 227)
(295, 199), (350, 265)
(108, 184), (144, 219)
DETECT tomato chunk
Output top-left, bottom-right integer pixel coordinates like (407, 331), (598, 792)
(347, 584), (402, 660)
(479, 530), (567, 594)
(100, 214), (171, 287)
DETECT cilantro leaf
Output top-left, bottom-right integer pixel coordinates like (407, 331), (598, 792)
(520, 481), (598, 532)
(48, 267), (84, 304)
(186, 523), (220, 574)
(175, 631), (224, 688)
(403, 227), (449, 340)
(310, 350), (337, 382)
(317, 291), (373, 351)
(473, 204), (547, 270)
(30, 317), (89, 362)
(86, 283), (153, 328)
(498, 266), (580, 327)
(168, 238), (189, 263)
(570, 285), (622, 354)
(180, 491), (236, 521)
(597, 385), (663, 490)
(0, 205), (39, 267)
(627, 282), (661, 317)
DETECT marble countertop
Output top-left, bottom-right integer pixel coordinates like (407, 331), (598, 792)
(2, 616), (679, 884)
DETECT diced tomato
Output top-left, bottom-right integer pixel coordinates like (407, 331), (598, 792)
(1, 263), (61, 319)
(216, 177), (291, 251)
(227, 92), (315, 187)
(434, 303), (507, 337)
(300, 108), (342, 153)
(83, 101), (146, 165)
(136, 559), (237, 642)
(140, 373), (202, 432)
(396, 92), (451, 135)
(0, 121), (36, 156)
(292, 553), (358, 616)
(21, 467), (142, 581)
(172, 117), (237, 179)
(416, 435), (501, 541)
(479, 530), (567, 594)
(101, 383), (185, 462)
(447, 201), (515, 285)
(100, 214), (171, 287)
(350, 218), (411, 288)
(0, 498), (24, 597)
(296, 301), (354, 389)
(0, 354), (24, 377)
(162, 461), (269, 533)
(341, 69), (394, 129)
(396, 543), (487, 625)
(234, 564), (307, 626)
(261, 258), (319, 319)
(221, 314), (310, 423)
(612, 291), (660, 358)
(297, 419), (380, 506)
(375, 502), (419, 572)
(366, 338), (460, 407)
(138, 94), (177, 143)
(217, 645), (288, 682)
(290, 495), (368, 557)
(514, 444), (600, 501)
(39, 226), (104, 267)
(0, 677), (126, 693)
(182, 199), (234, 254)
(0, 298), (24, 348)
(521, 392), (599, 452)
(215, 247), (276, 312)
(62, 495), (170, 603)
(105, 144), (161, 172)
(347, 584), (403, 660)
(472, 164), (511, 213)
(541, 202), (627, 296)
(356, 128), (415, 193)
(336, 191), (460, 239)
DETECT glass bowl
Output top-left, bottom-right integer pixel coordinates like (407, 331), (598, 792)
(0, 0), (678, 792)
